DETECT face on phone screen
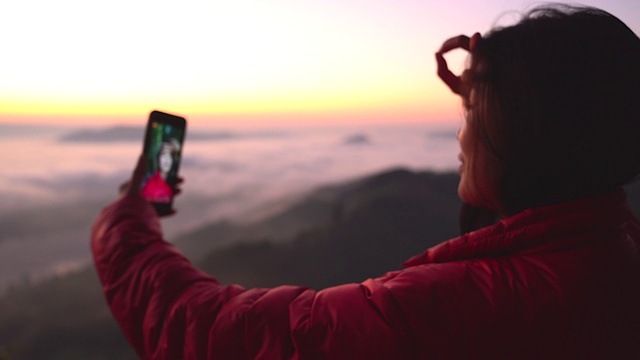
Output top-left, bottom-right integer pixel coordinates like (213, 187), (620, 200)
(141, 120), (185, 207)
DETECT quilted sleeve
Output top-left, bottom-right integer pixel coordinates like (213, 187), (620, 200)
(91, 196), (415, 359)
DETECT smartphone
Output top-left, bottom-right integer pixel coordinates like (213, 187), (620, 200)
(141, 110), (187, 215)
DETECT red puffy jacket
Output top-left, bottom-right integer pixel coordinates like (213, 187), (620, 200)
(92, 190), (640, 359)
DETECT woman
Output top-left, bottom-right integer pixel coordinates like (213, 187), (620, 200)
(92, 5), (640, 359)
(141, 140), (179, 204)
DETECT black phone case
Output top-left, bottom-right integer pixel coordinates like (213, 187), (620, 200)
(141, 110), (187, 215)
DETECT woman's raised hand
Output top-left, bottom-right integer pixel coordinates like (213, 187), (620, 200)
(435, 33), (481, 95)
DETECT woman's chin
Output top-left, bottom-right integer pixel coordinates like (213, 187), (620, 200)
(458, 181), (480, 206)
(457, 183), (469, 203)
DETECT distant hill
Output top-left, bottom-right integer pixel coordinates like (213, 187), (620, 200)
(58, 125), (288, 143)
(190, 169), (462, 289)
(58, 125), (144, 143)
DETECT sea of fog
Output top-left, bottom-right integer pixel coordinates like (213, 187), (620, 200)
(0, 121), (460, 295)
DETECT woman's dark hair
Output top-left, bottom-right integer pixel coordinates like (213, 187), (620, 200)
(467, 4), (640, 215)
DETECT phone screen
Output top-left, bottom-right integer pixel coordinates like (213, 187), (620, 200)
(141, 110), (186, 215)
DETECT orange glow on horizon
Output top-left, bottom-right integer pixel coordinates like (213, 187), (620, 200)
(0, 100), (461, 128)
(0, 80), (462, 126)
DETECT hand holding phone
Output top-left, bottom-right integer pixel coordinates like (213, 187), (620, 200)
(140, 110), (187, 215)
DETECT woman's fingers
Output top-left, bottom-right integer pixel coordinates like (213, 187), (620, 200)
(436, 33), (482, 95)
(436, 35), (470, 95)
(130, 154), (146, 191)
(118, 181), (131, 197)
(436, 52), (462, 94)
(438, 34), (471, 53)
(469, 32), (481, 51)
(119, 155), (147, 198)
(174, 177), (185, 196)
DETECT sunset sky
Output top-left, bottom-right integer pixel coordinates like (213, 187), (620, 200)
(0, 0), (638, 126)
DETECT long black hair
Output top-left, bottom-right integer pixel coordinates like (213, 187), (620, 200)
(466, 4), (640, 215)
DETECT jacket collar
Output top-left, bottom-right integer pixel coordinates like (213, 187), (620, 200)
(403, 189), (631, 267)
